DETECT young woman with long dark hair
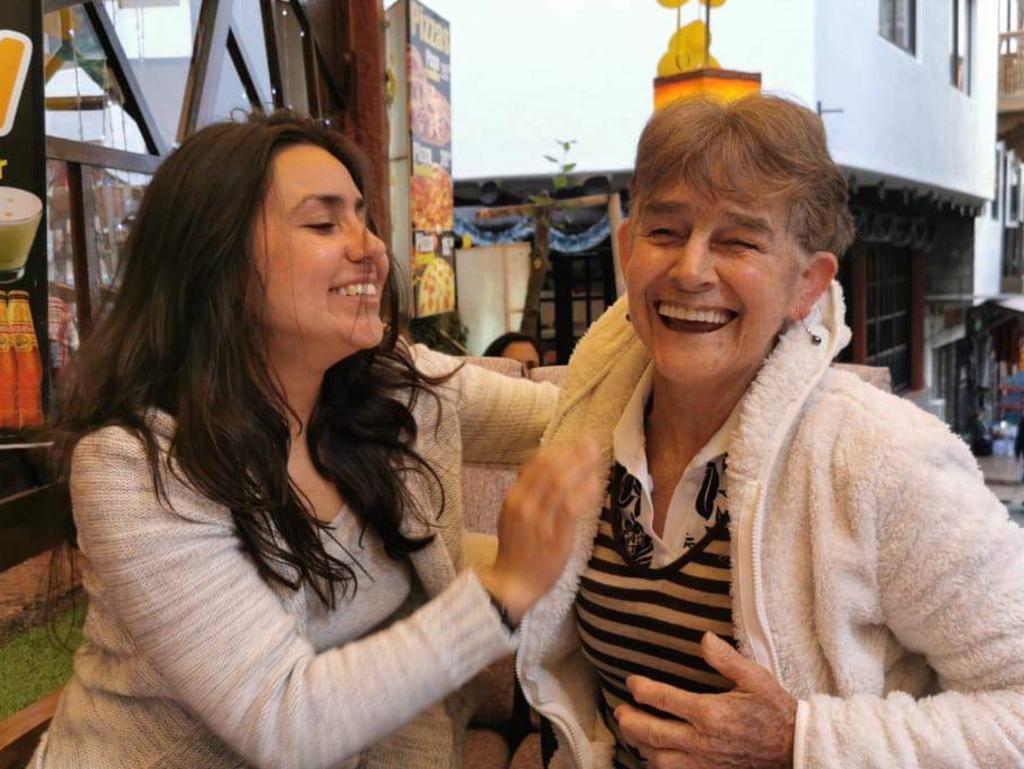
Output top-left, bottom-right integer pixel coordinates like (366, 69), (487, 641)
(32, 112), (600, 769)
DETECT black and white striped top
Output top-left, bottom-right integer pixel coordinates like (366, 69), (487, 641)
(575, 462), (735, 769)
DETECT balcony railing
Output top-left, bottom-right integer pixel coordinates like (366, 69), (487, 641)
(1001, 31), (1024, 102)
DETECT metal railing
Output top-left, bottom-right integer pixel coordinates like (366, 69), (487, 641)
(1001, 31), (1024, 100)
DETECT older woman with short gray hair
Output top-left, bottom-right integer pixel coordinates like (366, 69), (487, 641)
(515, 94), (1024, 769)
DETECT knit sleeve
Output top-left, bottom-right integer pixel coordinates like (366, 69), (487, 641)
(454, 361), (558, 464)
(70, 427), (515, 769)
(411, 344), (558, 465)
(798, 423), (1024, 768)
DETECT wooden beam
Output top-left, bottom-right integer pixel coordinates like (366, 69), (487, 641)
(44, 95), (106, 111)
(289, 0), (345, 115)
(520, 219), (550, 340)
(82, 1), (169, 156)
(46, 136), (161, 175)
(44, 51), (65, 84)
(66, 163), (101, 336)
(475, 194), (611, 221)
(295, 5), (322, 117)
(42, 0), (81, 14)
(227, 27), (269, 112)
(0, 688), (63, 769)
(259, 0), (286, 110)
(178, 0), (233, 141)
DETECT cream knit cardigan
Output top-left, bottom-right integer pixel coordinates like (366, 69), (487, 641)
(516, 283), (1024, 769)
(33, 347), (556, 769)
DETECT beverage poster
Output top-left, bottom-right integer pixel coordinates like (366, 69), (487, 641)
(387, 0), (455, 318)
(0, 3), (47, 441)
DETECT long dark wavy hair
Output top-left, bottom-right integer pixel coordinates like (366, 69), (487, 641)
(51, 112), (447, 608)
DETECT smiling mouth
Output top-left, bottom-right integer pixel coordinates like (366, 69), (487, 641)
(329, 283), (378, 298)
(656, 301), (738, 333)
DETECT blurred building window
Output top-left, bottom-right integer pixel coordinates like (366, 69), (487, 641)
(1003, 225), (1023, 279)
(1011, 161), (1022, 223)
(43, 6), (148, 152)
(994, 148), (1002, 221)
(99, 0), (198, 149)
(46, 160), (79, 383)
(952, 0), (973, 92)
(83, 165), (151, 291)
(865, 244), (912, 392)
(880, 0), (916, 54)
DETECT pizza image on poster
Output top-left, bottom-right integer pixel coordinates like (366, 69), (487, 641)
(414, 251), (456, 318)
(410, 163), (452, 232)
(406, 0), (455, 318)
(409, 48), (450, 148)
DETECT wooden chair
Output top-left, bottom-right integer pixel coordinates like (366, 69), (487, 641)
(0, 688), (61, 769)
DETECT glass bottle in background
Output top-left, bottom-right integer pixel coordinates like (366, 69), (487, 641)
(7, 290), (43, 428)
(0, 290), (17, 429)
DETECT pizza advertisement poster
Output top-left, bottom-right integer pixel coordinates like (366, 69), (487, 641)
(0, 2), (48, 442)
(407, 0), (455, 318)
(386, 0), (456, 319)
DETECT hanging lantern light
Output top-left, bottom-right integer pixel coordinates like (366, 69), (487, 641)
(652, 0), (761, 110)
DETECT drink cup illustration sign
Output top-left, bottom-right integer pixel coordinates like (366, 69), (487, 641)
(0, 30), (31, 138)
(0, 6), (48, 439)
(0, 186), (42, 283)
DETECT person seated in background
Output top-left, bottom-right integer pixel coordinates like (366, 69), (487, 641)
(483, 331), (543, 370)
(34, 112), (602, 769)
(516, 94), (1024, 769)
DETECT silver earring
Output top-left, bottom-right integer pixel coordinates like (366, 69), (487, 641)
(802, 318), (823, 346)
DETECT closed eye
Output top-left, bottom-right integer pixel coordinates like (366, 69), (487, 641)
(645, 228), (679, 241)
(305, 222), (336, 233)
(723, 239), (760, 250)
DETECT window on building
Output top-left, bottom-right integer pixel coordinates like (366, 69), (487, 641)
(550, 244), (616, 364)
(994, 148), (1003, 220)
(952, 0), (973, 92)
(880, 0), (916, 54)
(1012, 161), (1022, 223)
(865, 244), (912, 392)
(1002, 226), (1022, 279)
(933, 341), (968, 433)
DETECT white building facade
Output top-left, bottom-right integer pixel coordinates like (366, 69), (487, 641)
(434, 0), (1006, 430)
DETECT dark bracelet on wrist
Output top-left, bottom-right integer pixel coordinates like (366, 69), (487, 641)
(485, 590), (519, 633)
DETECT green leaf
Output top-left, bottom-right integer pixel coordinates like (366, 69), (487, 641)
(553, 176), (568, 190)
(562, 163), (577, 173)
(543, 154), (559, 164)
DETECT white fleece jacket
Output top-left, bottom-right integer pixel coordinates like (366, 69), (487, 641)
(516, 282), (1024, 769)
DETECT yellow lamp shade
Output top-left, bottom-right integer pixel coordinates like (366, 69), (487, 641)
(670, 20), (709, 53)
(700, 0), (728, 6)
(658, 49), (694, 77)
(656, 0), (692, 6)
(654, 68), (761, 111)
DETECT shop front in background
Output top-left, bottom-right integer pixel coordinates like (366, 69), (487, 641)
(0, 6), (379, 752)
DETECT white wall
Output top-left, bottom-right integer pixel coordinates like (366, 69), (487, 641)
(455, 243), (531, 355)
(976, 202), (1004, 297)
(815, 0), (998, 202)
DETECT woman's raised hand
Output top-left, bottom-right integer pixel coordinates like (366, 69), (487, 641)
(477, 439), (603, 625)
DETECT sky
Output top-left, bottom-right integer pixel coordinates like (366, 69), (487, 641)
(391, 0), (731, 181)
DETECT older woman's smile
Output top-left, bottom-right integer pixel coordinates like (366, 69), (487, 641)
(656, 300), (737, 333)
